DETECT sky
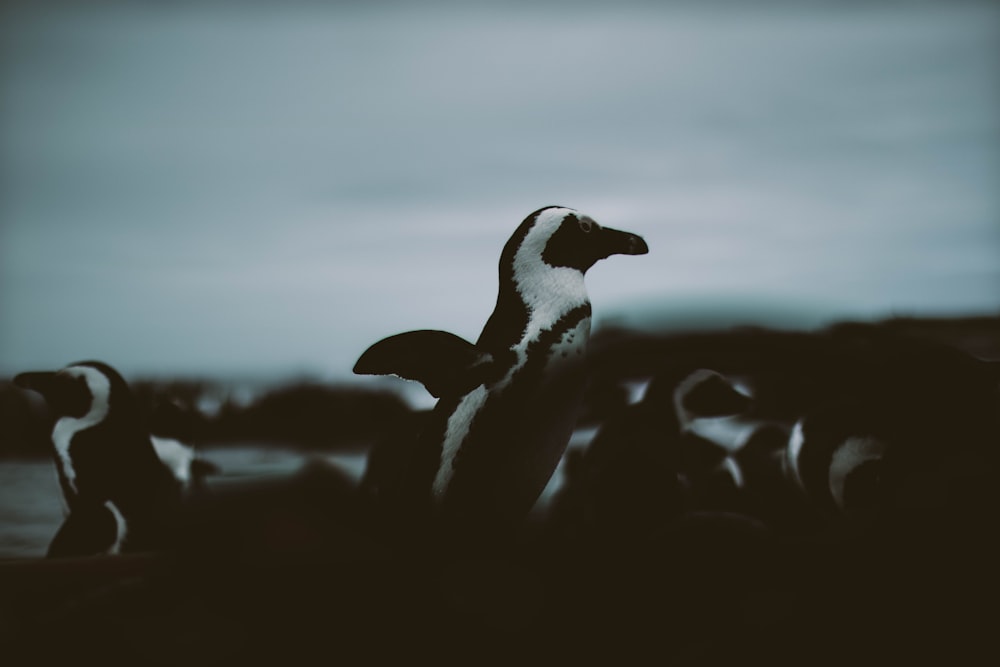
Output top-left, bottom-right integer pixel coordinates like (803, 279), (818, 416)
(1, 0), (998, 380)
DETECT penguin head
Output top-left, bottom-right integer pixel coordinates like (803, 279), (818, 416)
(15, 360), (132, 422)
(507, 206), (648, 274)
(642, 368), (751, 429)
(673, 369), (752, 423)
(14, 369), (90, 418)
(503, 206), (648, 297)
(827, 436), (888, 513)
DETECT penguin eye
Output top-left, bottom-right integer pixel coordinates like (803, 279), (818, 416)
(578, 219), (594, 234)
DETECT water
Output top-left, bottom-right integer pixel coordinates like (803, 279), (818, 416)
(0, 461), (65, 559)
(0, 445), (369, 560)
(0, 436), (589, 559)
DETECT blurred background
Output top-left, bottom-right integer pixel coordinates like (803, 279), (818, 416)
(1, 0), (999, 557)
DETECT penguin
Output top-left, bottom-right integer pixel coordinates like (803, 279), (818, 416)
(151, 435), (220, 492)
(353, 206), (648, 547)
(148, 398), (221, 491)
(543, 367), (751, 550)
(670, 369), (754, 508)
(781, 333), (1000, 533)
(730, 421), (815, 533)
(14, 361), (185, 556)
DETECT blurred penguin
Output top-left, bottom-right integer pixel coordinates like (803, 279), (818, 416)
(14, 362), (199, 556)
(545, 367), (751, 550)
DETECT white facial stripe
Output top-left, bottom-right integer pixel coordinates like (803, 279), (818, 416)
(433, 385), (491, 498)
(512, 208), (590, 355)
(828, 436), (886, 509)
(51, 366), (111, 497)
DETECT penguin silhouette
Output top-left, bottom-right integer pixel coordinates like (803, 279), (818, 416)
(354, 206), (647, 549)
(15, 361), (186, 556)
(545, 367), (751, 550)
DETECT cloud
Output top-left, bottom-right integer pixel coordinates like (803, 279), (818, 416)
(2, 2), (998, 377)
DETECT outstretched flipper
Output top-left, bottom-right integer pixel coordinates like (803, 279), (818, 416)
(47, 503), (120, 558)
(353, 329), (493, 398)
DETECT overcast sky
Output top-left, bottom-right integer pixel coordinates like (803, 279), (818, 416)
(2, 1), (998, 380)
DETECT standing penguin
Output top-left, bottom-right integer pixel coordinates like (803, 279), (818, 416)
(544, 367), (751, 551)
(354, 206), (648, 547)
(14, 361), (184, 556)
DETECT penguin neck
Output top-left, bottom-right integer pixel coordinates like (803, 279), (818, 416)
(478, 265), (591, 357)
(51, 374), (112, 499)
(518, 268), (589, 345)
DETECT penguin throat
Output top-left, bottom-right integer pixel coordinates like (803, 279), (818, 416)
(511, 211), (590, 328)
(512, 255), (589, 350)
(51, 367), (112, 498)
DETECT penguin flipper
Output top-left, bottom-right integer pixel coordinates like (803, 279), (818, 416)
(353, 329), (492, 398)
(47, 503), (120, 558)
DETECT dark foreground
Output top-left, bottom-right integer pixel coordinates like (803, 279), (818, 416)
(1, 460), (995, 666)
(2, 317), (998, 665)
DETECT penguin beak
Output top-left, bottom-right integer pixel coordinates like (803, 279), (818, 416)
(594, 226), (649, 261)
(13, 371), (56, 392)
(14, 370), (91, 417)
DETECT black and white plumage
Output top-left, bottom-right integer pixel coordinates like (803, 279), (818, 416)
(783, 403), (888, 520)
(354, 206), (648, 546)
(14, 361), (187, 557)
(780, 330), (1000, 528)
(545, 367), (752, 548)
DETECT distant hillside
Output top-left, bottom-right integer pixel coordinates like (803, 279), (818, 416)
(1, 314), (996, 458)
(583, 313), (999, 424)
(0, 379), (410, 459)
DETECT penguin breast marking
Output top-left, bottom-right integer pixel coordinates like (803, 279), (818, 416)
(435, 384), (491, 497)
(433, 310), (593, 499)
(548, 315), (591, 364)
